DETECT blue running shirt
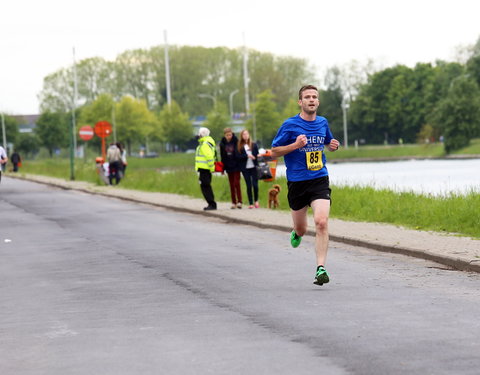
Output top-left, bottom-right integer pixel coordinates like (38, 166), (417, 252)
(271, 114), (334, 182)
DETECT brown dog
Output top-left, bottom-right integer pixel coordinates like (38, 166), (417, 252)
(267, 184), (281, 209)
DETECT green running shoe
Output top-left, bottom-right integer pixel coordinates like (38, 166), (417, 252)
(290, 230), (302, 248)
(313, 266), (330, 286)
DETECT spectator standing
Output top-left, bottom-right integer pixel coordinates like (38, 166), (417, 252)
(195, 127), (217, 211)
(117, 142), (127, 176)
(107, 143), (122, 185)
(219, 128), (242, 209)
(10, 150), (21, 172)
(237, 129), (259, 209)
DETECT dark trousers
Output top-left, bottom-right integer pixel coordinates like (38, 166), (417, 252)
(227, 171), (242, 204)
(109, 161), (122, 185)
(199, 169), (216, 208)
(241, 167), (258, 205)
(13, 163), (19, 172)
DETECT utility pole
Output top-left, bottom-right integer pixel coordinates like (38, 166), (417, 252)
(70, 47), (78, 180)
(242, 33), (251, 138)
(164, 30), (172, 106)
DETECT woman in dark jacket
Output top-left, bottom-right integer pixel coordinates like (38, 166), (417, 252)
(237, 129), (259, 209)
(219, 128), (243, 209)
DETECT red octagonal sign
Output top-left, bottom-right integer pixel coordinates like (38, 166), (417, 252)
(79, 125), (94, 141)
(94, 121), (112, 138)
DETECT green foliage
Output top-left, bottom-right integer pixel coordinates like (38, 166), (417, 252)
(15, 133), (40, 158)
(78, 93), (114, 125)
(116, 96), (161, 152)
(20, 154), (480, 239)
(38, 46), (312, 118)
(248, 89), (281, 146)
(332, 185), (480, 239)
(1, 114), (19, 146)
(35, 112), (70, 156)
(158, 100), (192, 149)
(281, 99), (300, 120)
(431, 75), (480, 153)
(204, 102), (230, 141)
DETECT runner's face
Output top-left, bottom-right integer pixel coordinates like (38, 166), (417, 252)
(225, 132), (233, 141)
(242, 131), (250, 141)
(299, 89), (319, 115)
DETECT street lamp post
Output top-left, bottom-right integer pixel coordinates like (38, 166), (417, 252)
(198, 93), (216, 109)
(342, 95), (350, 149)
(229, 89), (239, 119)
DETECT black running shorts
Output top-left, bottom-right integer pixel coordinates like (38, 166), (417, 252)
(287, 176), (331, 211)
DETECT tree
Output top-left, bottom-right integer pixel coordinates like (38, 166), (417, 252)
(1, 114), (19, 147)
(203, 102), (230, 142)
(281, 98), (300, 120)
(115, 96), (160, 154)
(35, 112), (69, 156)
(158, 100), (192, 151)
(15, 132), (40, 158)
(431, 75), (480, 153)
(38, 45), (315, 118)
(248, 89), (281, 147)
(78, 93), (115, 126)
(39, 68), (75, 113)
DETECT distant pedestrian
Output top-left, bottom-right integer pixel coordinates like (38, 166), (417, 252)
(107, 143), (122, 185)
(10, 150), (21, 172)
(195, 127), (217, 211)
(0, 145), (7, 182)
(219, 128), (242, 209)
(271, 85), (339, 286)
(237, 129), (259, 209)
(117, 142), (127, 177)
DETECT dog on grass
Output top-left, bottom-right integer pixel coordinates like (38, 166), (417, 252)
(267, 184), (281, 209)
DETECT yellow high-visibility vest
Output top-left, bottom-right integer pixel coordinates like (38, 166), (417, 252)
(195, 136), (216, 172)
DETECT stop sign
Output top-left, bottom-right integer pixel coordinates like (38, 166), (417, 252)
(79, 125), (94, 141)
(94, 121), (112, 138)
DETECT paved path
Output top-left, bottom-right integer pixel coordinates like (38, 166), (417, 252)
(5, 174), (480, 273)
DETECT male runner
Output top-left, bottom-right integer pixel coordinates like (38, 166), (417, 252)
(271, 85), (339, 285)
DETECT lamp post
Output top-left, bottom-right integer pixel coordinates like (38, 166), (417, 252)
(341, 95), (350, 149)
(229, 89), (239, 119)
(198, 93), (216, 109)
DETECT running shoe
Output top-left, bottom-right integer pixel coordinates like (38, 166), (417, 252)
(313, 265), (330, 286)
(290, 230), (302, 248)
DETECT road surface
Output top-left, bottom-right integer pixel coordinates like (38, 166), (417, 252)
(1, 178), (479, 374)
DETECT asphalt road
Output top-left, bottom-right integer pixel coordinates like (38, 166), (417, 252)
(1, 178), (480, 375)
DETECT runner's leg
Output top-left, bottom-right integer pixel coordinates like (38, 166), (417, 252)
(310, 199), (331, 266)
(290, 206), (308, 237)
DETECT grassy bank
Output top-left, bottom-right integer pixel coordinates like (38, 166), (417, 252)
(17, 153), (480, 239)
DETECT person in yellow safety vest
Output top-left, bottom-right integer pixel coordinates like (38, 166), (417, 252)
(195, 127), (217, 210)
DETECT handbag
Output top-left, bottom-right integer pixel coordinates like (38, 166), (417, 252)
(256, 163), (272, 180)
(214, 161), (224, 173)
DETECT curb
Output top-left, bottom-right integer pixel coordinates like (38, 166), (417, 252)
(8, 174), (480, 274)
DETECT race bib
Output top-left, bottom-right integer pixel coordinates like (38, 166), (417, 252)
(306, 150), (323, 171)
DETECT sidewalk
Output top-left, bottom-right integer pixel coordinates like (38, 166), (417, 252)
(8, 174), (480, 273)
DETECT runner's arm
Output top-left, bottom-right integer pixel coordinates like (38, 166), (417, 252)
(271, 135), (307, 158)
(326, 139), (340, 152)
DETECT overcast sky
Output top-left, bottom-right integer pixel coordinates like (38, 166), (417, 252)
(1, 0), (479, 115)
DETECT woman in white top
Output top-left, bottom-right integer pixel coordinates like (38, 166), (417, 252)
(0, 146), (7, 182)
(237, 129), (260, 208)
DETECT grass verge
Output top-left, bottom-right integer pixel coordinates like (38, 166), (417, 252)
(17, 157), (480, 239)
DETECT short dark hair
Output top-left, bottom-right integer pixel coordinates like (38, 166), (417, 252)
(298, 85), (318, 100)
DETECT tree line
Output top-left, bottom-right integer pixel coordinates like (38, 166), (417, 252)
(4, 37), (480, 157)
